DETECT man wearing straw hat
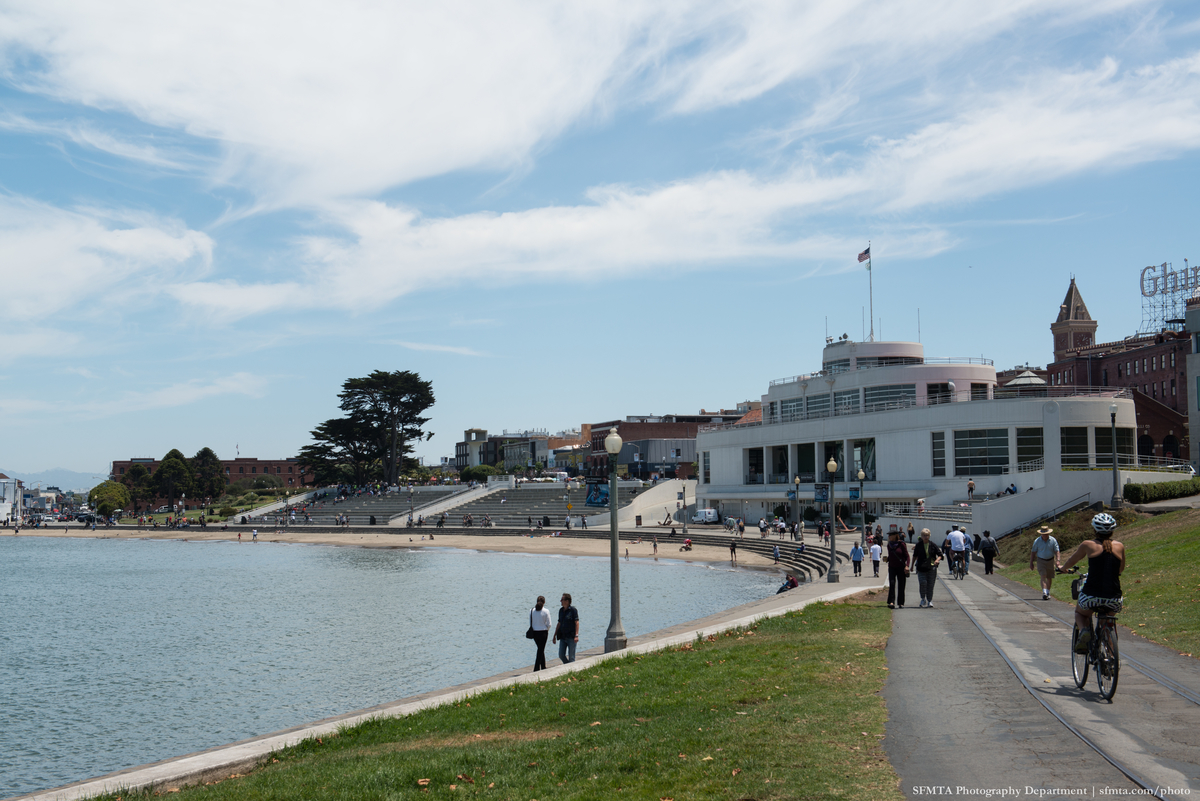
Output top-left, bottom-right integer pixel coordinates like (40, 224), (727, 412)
(1029, 525), (1061, 600)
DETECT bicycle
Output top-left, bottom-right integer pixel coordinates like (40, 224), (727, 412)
(951, 550), (966, 580)
(1063, 569), (1120, 701)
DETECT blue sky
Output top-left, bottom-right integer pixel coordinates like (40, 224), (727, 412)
(1, 1), (1199, 475)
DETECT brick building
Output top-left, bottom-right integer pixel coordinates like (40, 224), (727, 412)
(1046, 278), (1189, 459)
(585, 409), (752, 479)
(109, 456), (313, 503)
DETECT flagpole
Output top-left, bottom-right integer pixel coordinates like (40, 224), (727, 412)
(868, 241), (874, 342)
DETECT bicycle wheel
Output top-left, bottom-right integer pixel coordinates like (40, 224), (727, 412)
(1096, 624), (1119, 700)
(1071, 624), (1089, 688)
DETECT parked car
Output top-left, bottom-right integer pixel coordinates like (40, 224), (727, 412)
(155, 506), (169, 513)
(691, 508), (720, 524)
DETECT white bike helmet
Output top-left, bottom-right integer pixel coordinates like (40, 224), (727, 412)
(1091, 512), (1117, 536)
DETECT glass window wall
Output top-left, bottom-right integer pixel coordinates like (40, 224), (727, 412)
(954, 429), (1009, 475)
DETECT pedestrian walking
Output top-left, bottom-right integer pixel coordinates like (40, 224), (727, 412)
(252, 529), (257, 542)
(869, 539), (882, 577)
(1029, 526), (1061, 600)
(529, 596), (552, 672)
(886, 530), (910, 608)
(729, 538), (737, 564)
(850, 542), (864, 576)
(552, 593), (579, 664)
(907, 522), (915, 543)
(913, 528), (942, 607)
(979, 529), (998, 574)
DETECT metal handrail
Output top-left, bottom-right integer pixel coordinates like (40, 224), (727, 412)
(700, 387), (1133, 433)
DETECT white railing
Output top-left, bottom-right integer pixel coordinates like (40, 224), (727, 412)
(883, 503), (973, 524)
(701, 387), (1133, 433)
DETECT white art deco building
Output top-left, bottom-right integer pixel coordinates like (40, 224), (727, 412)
(695, 338), (1184, 536)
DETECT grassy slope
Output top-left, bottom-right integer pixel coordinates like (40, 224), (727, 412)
(93, 595), (902, 801)
(997, 507), (1200, 657)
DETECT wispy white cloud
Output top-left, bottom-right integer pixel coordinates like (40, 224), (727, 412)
(0, 195), (213, 322)
(0, 112), (194, 169)
(0, 373), (268, 419)
(390, 341), (486, 357)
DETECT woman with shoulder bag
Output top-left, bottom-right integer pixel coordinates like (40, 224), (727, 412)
(529, 596), (552, 671)
(979, 529), (999, 575)
(886, 530), (910, 608)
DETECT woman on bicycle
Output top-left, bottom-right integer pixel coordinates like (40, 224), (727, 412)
(1061, 513), (1126, 654)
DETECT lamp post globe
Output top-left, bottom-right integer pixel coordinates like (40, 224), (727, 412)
(826, 458), (840, 582)
(604, 428), (626, 652)
(1109, 402), (1122, 509)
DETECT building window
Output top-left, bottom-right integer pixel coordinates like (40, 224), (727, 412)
(932, 432), (946, 477)
(806, 393), (831, 418)
(1134, 360), (1139, 375)
(970, 383), (989, 401)
(1153, 355), (1158, 372)
(1143, 358), (1148, 374)
(834, 389), (860, 415)
(1060, 427), (1089, 467)
(1096, 426), (1135, 467)
(1117, 364), (1123, 379)
(1102, 369), (1108, 386)
(864, 384), (916, 411)
(119, 467), (125, 475)
(239, 467), (244, 473)
(1163, 381), (1167, 397)
(1016, 428), (1044, 467)
(780, 398), (803, 421)
(927, 383), (953, 405)
(225, 467), (230, 474)
(251, 466), (257, 474)
(1171, 351), (1176, 368)
(702, 451), (710, 484)
(954, 429), (1009, 475)
(1172, 378), (1176, 396)
(1152, 383), (1157, 398)
(288, 466), (293, 473)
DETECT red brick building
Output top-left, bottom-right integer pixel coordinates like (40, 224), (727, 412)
(110, 456), (314, 493)
(1047, 278), (1189, 459)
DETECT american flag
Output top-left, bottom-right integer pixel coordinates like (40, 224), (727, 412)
(857, 246), (870, 263)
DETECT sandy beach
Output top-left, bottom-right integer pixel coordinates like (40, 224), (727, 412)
(15, 525), (777, 569)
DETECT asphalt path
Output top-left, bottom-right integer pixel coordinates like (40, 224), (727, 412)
(884, 568), (1200, 798)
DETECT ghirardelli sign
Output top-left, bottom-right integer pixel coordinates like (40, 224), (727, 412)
(1141, 261), (1197, 296)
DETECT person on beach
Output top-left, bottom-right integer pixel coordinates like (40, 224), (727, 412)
(553, 593), (579, 664)
(729, 538), (737, 564)
(773, 544), (780, 564)
(530, 596), (552, 671)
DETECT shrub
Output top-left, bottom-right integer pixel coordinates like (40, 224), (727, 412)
(803, 506), (818, 522)
(1123, 478), (1200, 504)
(218, 506), (238, 518)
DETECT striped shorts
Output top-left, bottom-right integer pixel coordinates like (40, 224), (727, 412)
(1077, 591), (1122, 612)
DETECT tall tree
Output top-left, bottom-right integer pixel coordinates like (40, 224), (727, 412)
(192, 447), (227, 502)
(297, 417), (380, 485)
(89, 480), (131, 517)
(338, 370), (434, 486)
(155, 449), (194, 512)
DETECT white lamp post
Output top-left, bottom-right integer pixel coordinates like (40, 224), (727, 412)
(604, 427), (627, 652)
(827, 458), (840, 582)
(1110, 403), (1122, 509)
(857, 469), (866, 546)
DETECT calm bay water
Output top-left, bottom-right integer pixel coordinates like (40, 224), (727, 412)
(0, 535), (777, 798)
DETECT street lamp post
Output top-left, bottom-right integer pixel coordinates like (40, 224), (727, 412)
(604, 428), (627, 652)
(1110, 403), (1122, 509)
(682, 479), (688, 536)
(793, 475), (801, 541)
(857, 469), (866, 546)
(826, 458), (840, 583)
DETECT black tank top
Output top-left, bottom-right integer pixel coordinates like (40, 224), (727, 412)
(1082, 544), (1122, 598)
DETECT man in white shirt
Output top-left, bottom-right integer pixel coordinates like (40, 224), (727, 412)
(947, 525), (968, 574)
(1029, 526), (1061, 600)
(869, 540), (883, 577)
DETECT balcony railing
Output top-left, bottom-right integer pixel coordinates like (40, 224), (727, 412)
(769, 355), (994, 387)
(745, 474), (764, 485)
(700, 387), (1133, 433)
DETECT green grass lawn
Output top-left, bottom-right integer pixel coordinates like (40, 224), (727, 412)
(997, 507), (1200, 657)
(92, 594), (902, 801)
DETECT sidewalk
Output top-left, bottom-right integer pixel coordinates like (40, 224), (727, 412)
(13, 571), (886, 801)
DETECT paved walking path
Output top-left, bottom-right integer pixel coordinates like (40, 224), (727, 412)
(12, 569), (886, 801)
(885, 568), (1200, 797)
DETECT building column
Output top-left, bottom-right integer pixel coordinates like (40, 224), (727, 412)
(1087, 426), (1097, 468)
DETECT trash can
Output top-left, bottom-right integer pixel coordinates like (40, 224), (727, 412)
(370, 515), (376, 525)
(542, 515), (550, 528)
(635, 515), (642, 527)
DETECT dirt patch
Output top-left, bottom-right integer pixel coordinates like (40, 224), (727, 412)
(351, 730), (564, 756)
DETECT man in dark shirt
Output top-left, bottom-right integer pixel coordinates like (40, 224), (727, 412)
(553, 593), (580, 664)
(913, 528), (942, 608)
